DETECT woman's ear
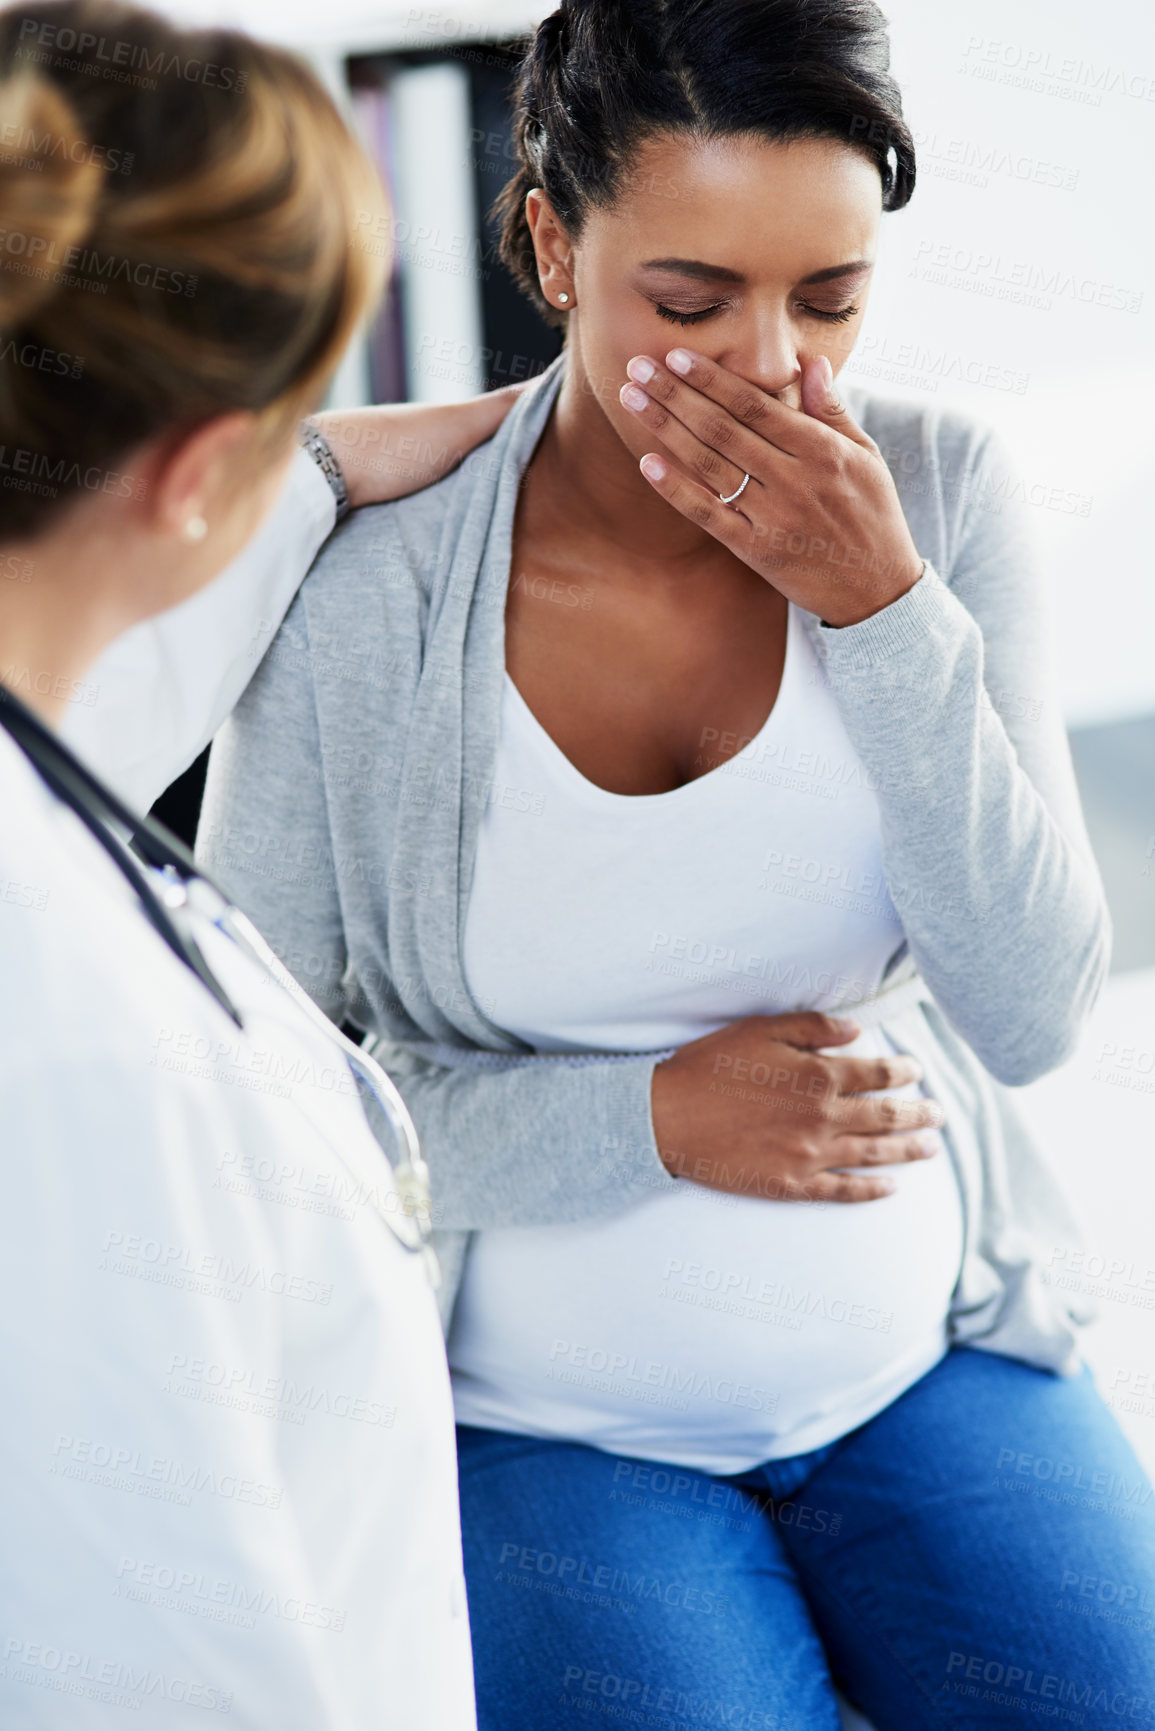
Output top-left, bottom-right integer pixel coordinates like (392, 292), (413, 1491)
(148, 412), (263, 543)
(525, 188), (576, 311)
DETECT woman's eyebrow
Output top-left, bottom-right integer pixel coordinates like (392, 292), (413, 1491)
(638, 257), (875, 285)
(640, 257), (745, 282)
(798, 259), (875, 285)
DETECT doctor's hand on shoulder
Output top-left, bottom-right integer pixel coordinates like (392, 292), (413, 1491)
(313, 382), (528, 508)
(64, 381), (529, 808)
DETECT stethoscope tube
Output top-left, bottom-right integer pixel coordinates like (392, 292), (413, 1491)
(0, 682), (246, 1026)
(0, 681), (437, 1278)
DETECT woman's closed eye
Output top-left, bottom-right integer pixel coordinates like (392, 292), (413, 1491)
(798, 301), (860, 323)
(653, 301), (728, 326)
(652, 298), (861, 327)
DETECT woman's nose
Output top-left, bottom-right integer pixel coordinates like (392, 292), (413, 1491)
(716, 313), (801, 405)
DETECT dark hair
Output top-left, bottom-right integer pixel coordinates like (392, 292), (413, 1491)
(497, 0), (916, 326)
(0, 0), (386, 537)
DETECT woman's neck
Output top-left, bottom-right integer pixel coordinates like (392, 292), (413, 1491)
(536, 352), (728, 571)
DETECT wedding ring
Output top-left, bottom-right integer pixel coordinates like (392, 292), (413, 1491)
(718, 472), (750, 505)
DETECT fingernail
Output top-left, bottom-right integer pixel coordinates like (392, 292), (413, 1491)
(666, 348), (693, 374)
(834, 1018), (861, 1034)
(820, 355), (844, 411)
(880, 1179), (898, 1194)
(621, 383), (649, 411)
(916, 1133), (940, 1156)
(926, 1102), (946, 1126)
(627, 356), (655, 383)
(640, 454), (666, 482)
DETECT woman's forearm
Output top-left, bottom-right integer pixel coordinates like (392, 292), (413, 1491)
(813, 558), (1110, 1088)
(314, 385), (525, 510)
(381, 1044), (680, 1232)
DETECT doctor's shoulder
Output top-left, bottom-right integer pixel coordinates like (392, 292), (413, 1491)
(0, 730), (222, 1066)
(0, 778), (313, 1216)
(0, 732), (361, 1225)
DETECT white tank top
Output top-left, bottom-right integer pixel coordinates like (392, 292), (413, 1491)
(451, 603), (965, 1472)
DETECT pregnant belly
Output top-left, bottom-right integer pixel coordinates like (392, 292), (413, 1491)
(449, 1130), (966, 1473)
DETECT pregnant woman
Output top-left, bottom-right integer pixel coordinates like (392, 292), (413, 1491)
(198, 0), (1155, 1725)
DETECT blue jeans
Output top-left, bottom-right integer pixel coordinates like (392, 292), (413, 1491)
(456, 1347), (1155, 1729)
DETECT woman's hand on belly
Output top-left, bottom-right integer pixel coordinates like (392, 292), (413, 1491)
(651, 1011), (945, 1204)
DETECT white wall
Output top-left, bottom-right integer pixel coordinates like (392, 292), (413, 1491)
(156, 0), (1155, 726)
(863, 0), (1155, 727)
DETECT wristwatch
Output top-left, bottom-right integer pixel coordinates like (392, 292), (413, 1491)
(299, 419), (350, 524)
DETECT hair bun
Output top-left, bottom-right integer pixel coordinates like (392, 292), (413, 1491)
(0, 72), (103, 331)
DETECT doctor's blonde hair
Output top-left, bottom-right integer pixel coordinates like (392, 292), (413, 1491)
(0, 0), (388, 536)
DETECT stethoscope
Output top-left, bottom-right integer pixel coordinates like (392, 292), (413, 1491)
(0, 682), (438, 1282)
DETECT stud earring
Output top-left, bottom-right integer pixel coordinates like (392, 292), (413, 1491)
(182, 514), (208, 544)
(557, 291), (570, 305)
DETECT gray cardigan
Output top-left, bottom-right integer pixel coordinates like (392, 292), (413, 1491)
(198, 355), (1110, 1371)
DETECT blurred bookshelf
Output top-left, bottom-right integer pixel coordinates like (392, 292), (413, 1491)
(343, 39), (561, 405)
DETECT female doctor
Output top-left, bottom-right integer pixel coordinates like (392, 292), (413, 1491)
(0, 4), (516, 1726)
